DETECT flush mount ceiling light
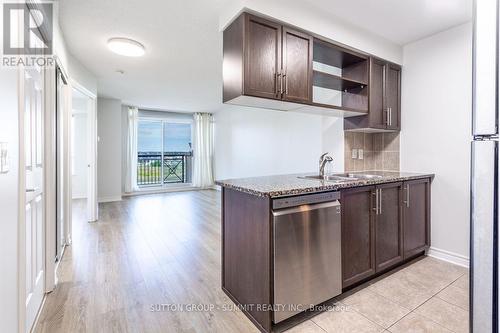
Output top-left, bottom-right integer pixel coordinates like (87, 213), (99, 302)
(107, 38), (145, 57)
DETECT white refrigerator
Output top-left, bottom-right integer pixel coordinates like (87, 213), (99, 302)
(471, 0), (499, 332)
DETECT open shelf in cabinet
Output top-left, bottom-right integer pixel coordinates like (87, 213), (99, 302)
(312, 38), (369, 112)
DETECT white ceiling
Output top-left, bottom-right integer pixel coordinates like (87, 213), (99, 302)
(59, 0), (472, 112)
(303, 0), (472, 45)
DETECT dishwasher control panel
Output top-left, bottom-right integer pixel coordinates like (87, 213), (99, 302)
(272, 191), (340, 210)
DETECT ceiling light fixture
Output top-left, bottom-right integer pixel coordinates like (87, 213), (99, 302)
(107, 38), (145, 57)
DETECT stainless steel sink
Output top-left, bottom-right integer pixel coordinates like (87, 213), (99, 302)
(299, 175), (353, 182)
(299, 173), (383, 182)
(333, 173), (384, 179)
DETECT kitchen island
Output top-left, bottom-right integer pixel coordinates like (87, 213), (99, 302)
(216, 171), (434, 332)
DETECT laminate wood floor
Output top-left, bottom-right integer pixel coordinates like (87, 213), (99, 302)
(36, 190), (259, 333)
(35, 190), (469, 333)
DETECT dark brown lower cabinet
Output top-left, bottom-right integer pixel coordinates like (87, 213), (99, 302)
(341, 179), (430, 289)
(341, 186), (376, 288)
(221, 178), (431, 332)
(375, 182), (404, 271)
(403, 179), (431, 259)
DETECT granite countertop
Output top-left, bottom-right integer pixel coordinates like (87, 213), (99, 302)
(215, 171), (435, 198)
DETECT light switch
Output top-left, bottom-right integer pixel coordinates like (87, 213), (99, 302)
(0, 142), (9, 173)
(351, 149), (358, 159)
(358, 149), (364, 160)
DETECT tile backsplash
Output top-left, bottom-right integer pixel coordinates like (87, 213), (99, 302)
(344, 132), (400, 172)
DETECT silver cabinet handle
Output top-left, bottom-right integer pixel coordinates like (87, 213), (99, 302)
(388, 107), (392, 126)
(406, 184), (410, 207)
(276, 72), (282, 97)
(284, 73), (288, 95)
(403, 184), (410, 207)
(26, 187), (39, 192)
(280, 72), (284, 95)
(379, 188), (382, 215)
(372, 190), (378, 214)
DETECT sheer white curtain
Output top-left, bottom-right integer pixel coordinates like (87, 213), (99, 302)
(192, 113), (214, 188)
(125, 106), (139, 192)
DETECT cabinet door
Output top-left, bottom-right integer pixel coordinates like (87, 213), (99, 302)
(375, 183), (403, 272)
(368, 58), (387, 128)
(385, 64), (401, 130)
(341, 186), (376, 288)
(403, 179), (430, 259)
(282, 27), (313, 103)
(244, 15), (282, 100)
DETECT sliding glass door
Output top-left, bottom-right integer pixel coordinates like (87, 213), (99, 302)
(137, 119), (193, 187)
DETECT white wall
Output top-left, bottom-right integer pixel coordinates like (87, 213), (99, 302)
(401, 23), (472, 261)
(214, 106), (344, 180)
(72, 109), (88, 199)
(97, 98), (122, 202)
(68, 54), (97, 96)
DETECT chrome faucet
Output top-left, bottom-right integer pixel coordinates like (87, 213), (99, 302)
(319, 153), (333, 177)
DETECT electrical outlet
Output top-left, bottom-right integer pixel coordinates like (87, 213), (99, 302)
(351, 149), (358, 159)
(0, 142), (9, 173)
(358, 149), (364, 160)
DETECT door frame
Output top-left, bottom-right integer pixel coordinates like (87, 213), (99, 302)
(17, 61), (28, 333)
(44, 57), (73, 297)
(71, 79), (98, 222)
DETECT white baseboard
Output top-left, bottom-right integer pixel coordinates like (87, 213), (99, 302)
(123, 185), (219, 197)
(98, 196), (122, 203)
(123, 186), (197, 197)
(428, 246), (470, 268)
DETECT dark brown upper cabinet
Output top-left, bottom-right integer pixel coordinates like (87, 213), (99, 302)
(243, 15), (282, 100)
(282, 27), (313, 103)
(403, 179), (431, 259)
(385, 63), (401, 131)
(344, 58), (402, 132)
(223, 13), (313, 108)
(223, 12), (371, 116)
(223, 12), (401, 122)
(311, 39), (369, 112)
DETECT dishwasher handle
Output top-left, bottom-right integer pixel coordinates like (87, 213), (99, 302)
(272, 200), (340, 217)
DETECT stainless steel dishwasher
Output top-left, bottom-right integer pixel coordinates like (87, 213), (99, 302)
(272, 191), (342, 323)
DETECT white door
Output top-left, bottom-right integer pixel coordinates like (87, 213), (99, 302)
(24, 64), (45, 332)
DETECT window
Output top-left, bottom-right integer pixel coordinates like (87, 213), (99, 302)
(137, 119), (193, 187)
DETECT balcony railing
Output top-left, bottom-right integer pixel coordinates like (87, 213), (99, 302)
(137, 151), (193, 186)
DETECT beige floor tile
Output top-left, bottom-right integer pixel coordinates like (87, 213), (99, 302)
(342, 289), (410, 328)
(388, 312), (452, 333)
(369, 274), (435, 310)
(452, 274), (469, 291)
(415, 297), (469, 333)
(312, 305), (385, 333)
(285, 320), (326, 333)
(436, 284), (469, 311)
(409, 258), (467, 282)
(397, 261), (462, 295)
